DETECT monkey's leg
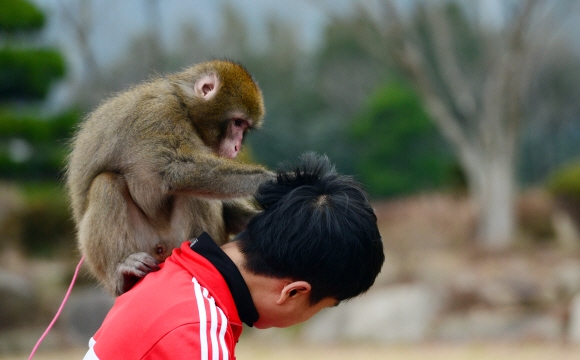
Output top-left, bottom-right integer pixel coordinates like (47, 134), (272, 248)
(78, 172), (159, 296)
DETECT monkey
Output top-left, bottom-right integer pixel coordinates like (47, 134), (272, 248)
(66, 60), (274, 296)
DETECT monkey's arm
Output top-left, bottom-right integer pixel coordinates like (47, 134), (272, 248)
(222, 197), (262, 235)
(163, 153), (275, 198)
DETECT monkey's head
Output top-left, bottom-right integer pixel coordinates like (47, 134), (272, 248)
(172, 60), (265, 159)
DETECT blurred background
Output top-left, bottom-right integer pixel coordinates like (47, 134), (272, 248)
(1, 0), (580, 358)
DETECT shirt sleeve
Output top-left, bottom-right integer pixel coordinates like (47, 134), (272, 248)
(143, 322), (235, 360)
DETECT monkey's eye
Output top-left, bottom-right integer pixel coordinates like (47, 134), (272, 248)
(233, 119), (245, 127)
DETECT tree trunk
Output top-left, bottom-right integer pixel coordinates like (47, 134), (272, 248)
(377, 0), (542, 249)
(461, 144), (517, 249)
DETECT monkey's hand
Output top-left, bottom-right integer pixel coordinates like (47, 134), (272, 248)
(162, 154), (276, 198)
(115, 252), (160, 296)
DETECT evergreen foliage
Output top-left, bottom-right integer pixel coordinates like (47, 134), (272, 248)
(0, 48), (65, 100)
(0, 0), (44, 33)
(0, 110), (77, 180)
(350, 82), (455, 198)
(0, 0), (76, 181)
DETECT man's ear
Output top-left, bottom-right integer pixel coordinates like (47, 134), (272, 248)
(277, 281), (311, 305)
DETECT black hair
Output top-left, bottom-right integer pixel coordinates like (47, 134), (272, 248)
(237, 152), (384, 305)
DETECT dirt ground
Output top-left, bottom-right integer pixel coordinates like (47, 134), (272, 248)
(6, 342), (580, 360)
(3, 193), (579, 359)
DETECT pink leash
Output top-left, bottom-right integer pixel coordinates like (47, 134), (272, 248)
(28, 256), (85, 359)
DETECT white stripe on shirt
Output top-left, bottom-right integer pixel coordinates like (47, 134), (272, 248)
(193, 277), (229, 360)
(83, 337), (99, 360)
(193, 278), (209, 360)
(218, 307), (229, 360)
(202, 288), (219, 360)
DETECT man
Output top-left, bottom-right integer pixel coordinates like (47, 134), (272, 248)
(84, 153), (385, 360)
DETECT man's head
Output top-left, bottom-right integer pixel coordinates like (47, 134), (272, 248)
(236, 152), (384, 327)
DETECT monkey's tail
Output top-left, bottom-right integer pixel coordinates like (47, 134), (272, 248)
(28, 256), (85, 360)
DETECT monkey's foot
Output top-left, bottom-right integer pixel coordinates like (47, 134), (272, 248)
(115, 252), (160, 295)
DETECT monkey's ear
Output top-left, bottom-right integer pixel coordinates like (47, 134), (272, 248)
(178, 73), (220, 101)
(197, 73), (221, 100)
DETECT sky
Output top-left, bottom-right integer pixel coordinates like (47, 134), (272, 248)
(29, 0), (579, 113)
(32, 0), (355, 73)
(28, 0), (360, 110)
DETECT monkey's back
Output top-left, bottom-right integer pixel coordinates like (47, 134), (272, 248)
(66, 79), (199, 224)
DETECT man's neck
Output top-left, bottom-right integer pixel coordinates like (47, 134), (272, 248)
(220, 241), (293, 328)
(220, 241), (244, 268)
(220, 241), (265, 294)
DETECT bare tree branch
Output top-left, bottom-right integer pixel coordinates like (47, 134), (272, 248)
(480, 0), (538, 149)
(57, 0), (100, 79)
(383, 0), (472, 153)
(503, 0), (539, 135)
(369, 0), (577, 247)
(425, 5), (477, 120)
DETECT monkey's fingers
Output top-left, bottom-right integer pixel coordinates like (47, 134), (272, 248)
(115, 252), (161, 295)
(118, 252), (160, 276)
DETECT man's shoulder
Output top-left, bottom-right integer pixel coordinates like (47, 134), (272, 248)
(90, 272), (221, 359)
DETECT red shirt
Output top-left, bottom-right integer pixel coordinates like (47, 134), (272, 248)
(84, 234), (257, 360)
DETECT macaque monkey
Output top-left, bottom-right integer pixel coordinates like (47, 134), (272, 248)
(66, 60), (273, 296)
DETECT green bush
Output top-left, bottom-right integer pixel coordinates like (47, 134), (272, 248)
(350, 82), (456, 198)
(19, 183), (75, 258)
(547, 160), (580, 232)
(547, 160), (580, 199)
(0, 110), (78, 180)
(0, 109), (78, 141)
(0, 48), (65, 100)
(0, 0), (44, 33)
(0, 147), (68, 180)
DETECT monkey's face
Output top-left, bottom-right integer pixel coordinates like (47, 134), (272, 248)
(218, 115), (252, 159)
(176, 60), (265, 156)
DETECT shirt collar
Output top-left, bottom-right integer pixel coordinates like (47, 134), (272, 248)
(190, 232), (259, 327)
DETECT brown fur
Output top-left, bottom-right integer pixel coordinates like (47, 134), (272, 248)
(66, 60), (272, 295)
